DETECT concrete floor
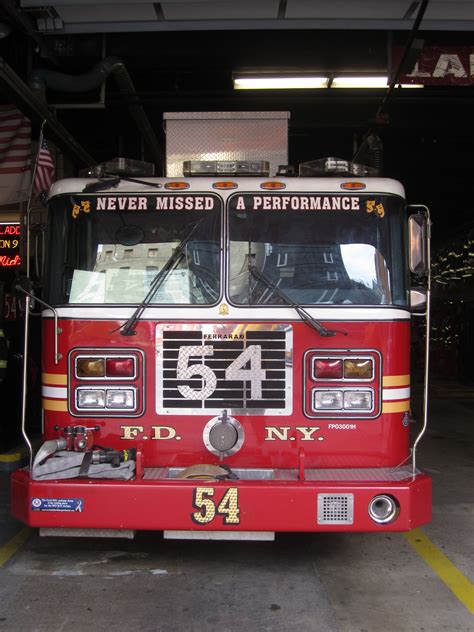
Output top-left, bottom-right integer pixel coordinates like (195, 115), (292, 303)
(0, 385), (472, 632)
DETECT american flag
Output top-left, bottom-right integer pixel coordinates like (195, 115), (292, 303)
(0, 105), (31, 203)
(33, 135), (55, 195)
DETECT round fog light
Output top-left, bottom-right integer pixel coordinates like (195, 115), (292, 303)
(368, 494), (399, 524)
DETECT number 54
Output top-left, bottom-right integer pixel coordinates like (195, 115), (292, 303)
(192, 487), (240, 525)
(177, 344), (265, 400)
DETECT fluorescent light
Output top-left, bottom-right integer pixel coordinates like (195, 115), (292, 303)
(397, 84), (424, 88)
(332, 76), (388, 88)
(233, 76), (328, 90)
(233, 74), (425, 90)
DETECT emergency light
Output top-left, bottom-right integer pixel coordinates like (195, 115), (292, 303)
(183, 160), (269, 177)
(299, 158), (378, 177)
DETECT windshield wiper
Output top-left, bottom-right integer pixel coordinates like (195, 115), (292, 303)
(120, 220), (202, 336)
(248, 263), (347, 337)
(82, 174), (162, 193)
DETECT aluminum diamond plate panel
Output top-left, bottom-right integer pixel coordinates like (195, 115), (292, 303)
(164, 111), (289, 177)
(156, 323), (293, 415)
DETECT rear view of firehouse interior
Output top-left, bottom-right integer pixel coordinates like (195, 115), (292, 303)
(0, 1), (472, 630)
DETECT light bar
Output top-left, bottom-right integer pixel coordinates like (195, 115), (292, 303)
(234, 76), (328, 90)
(300, 158), (378, 177)
(183, 160), (269, 177)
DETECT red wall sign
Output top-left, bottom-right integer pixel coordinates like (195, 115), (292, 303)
(395, 46), (474, 85)
(0, 222), (21, 267)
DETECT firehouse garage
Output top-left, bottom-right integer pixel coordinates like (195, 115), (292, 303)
(0, 2), (472, 631)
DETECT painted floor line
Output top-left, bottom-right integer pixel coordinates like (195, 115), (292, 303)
(404, 528), (474, 615)
(0, 528), (31, 567)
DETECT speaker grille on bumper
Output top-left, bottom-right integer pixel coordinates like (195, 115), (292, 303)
(317, 493), (354, 524)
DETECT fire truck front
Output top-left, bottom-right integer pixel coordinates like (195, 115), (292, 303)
(11, 174), (431, 538)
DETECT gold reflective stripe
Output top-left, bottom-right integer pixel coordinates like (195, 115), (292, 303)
(383, 400), (410, 413)
(42, 373), (67, 385)
(0, 361), (7, 368)
(383, 374), (410, 387)
(43, 398), (68, 411)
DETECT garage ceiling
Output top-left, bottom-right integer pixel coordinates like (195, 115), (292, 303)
(18, 0), (474, 33)
(1, 0), (472, 244)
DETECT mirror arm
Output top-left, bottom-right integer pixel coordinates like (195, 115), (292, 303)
(406, 205), (431, 478)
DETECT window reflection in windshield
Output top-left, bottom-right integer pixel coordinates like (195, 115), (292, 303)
(228, 196), (405, 306)
(47, 199), (221, 305)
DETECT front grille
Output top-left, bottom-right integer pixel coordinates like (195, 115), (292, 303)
(156, 324), (292, 414)
(317, 493), (354, 525)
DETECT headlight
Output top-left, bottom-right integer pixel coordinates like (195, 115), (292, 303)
(106, 389), (135, 409)
(313, 390), (343, 410)
(77, 389), (105, 408)
(344, 390), (372, 410)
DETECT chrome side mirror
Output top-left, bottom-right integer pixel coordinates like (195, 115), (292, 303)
(408, 213), (429, 275)
(410, 288), (427, 310)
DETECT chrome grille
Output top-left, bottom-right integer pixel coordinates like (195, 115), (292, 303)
(156, 324), (292, 415)
(317, 493), (354, 525)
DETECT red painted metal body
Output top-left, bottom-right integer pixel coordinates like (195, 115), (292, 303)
(42, 318), (410, 467)
(12, 468), (431, 533)
(11, 315), (432, 531)
(10, 173), (432, 534)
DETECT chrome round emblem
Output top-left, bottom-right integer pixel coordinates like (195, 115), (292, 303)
(203, 410), (244, 458)
(209, 423), (238, 452)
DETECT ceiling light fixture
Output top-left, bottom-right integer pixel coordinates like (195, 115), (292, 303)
(233, 73), (424, 90)
(233, 75), (328, 90)
(332, 76), (389, 88)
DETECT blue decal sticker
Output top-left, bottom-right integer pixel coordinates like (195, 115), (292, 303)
(31, 498), (84, 512)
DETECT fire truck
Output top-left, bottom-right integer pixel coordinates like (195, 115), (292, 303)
(11, 114), (431, 539)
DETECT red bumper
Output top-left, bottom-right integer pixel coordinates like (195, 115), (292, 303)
(11, 469), (431, 533)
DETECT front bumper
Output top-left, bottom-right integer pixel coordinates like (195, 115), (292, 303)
(11, 467), (431, 533)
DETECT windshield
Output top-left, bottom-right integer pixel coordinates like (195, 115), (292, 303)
(228, 193), (407, 306)
(45, 194), (221, 305)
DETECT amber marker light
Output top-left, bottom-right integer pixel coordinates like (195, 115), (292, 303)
(261, 181), (286, 190)
(213, 181), (238, 189)
(341, 182), (366, 190)
(344, 358), (373, 379)
(76, 357), (105, 378)
(164, 182), (190, 190)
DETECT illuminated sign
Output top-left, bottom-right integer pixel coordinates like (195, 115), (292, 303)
(0, 222), (21, 267)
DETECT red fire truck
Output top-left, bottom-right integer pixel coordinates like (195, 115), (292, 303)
(11, 138), (431, 539)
